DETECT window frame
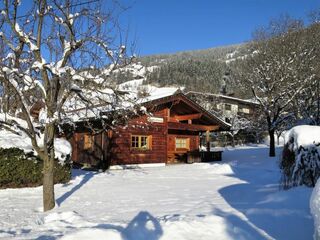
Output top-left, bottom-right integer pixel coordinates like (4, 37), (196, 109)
(175, 137), (190, 150)
(225, 103), (232, 111)
(239, 107), (250, 114)
(131, 135), (152, 150)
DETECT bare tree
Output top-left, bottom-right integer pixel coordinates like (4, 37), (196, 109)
(235, 17), (317, 157)
(0, 0), (133, 211)
(225, 114), (250, 147)
(291, 22), (320, 125)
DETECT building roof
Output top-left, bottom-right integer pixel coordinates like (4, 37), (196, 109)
(186, 91), (260, 106)
(63, 92), (230, 131)
(143, 92), (231, 131)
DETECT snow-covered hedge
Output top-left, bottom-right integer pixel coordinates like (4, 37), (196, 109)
(0, 113), (72, 164)
(280, 125), (320, 188)
(311, 178), (320, 240)
(0, 114), (72, 188)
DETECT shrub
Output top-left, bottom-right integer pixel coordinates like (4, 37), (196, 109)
(280, 142), (320, 189)
(0, 148), (71, 188)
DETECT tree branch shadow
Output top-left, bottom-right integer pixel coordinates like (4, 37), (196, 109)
(56, 170), (96, 206)
(34, 211), (163, 240)
(96, 211), (163, 240)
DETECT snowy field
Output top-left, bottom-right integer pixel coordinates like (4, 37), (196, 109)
(0, 145), (313, 240)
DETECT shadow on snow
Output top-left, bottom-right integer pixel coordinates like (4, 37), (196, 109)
(217, 146), (313, 240)
(35, 211), (163, 240)
(56, 170), (97, 206)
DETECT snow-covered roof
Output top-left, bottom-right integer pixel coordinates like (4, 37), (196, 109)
(63, 78), (181, 122)
(118, 79), (180, 102)
(0, 113), (71, 163)
(186, 91), (260, 105)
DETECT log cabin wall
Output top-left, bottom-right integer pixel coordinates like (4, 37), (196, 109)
(110, 108), (168, 165)
(71, 131), (105, 167)
(167, 131), (200, 164)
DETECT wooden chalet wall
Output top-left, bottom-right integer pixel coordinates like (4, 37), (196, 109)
(110, 109), (168, 165)
(71, 131), (106, 167)
(167, 131), (199, 164)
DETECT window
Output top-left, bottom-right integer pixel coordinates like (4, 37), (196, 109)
(239, 107), (250, 114)
(84, 134), (94, 150)
(225, 104), (232, 111)
(131, 135), (151, 150)
(175, 138), (189, 149)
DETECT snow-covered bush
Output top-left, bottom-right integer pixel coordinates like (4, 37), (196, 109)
(0, 114), (72, 164)
(311, 178), (320, 240)
(280, 125), (320, 188)
(0, 118), (72, 188)
(0, 148), (71, 188)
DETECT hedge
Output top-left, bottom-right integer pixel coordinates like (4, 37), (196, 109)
(0, 148), (71, 188)
(280, 143), (320, 189)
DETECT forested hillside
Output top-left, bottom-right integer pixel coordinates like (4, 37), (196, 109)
(112, 44), (252, 98)
(142, 44), (251, 97)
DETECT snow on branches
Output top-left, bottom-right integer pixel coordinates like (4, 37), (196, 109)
(0, 0), (133, 133)
(234, 18), (319, 156)
(0, 0), (134, 211)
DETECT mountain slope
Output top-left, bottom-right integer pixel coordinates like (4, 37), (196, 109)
(113, 43), (251, 98)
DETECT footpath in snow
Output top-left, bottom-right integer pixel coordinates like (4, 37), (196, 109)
(0, 145), (313, 240)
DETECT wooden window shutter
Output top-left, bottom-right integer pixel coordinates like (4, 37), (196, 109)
(84, 134), (94, 150)
(148, 135), (152, 150)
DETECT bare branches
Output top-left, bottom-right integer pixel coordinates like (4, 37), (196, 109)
(233, 17), (320, 156)
(0, 0), (134, 153)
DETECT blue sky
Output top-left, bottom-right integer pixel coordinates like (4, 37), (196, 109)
(122, 0), (320, 56)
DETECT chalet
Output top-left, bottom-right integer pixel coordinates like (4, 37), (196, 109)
(69, 93), (230, 168)
(186, 91), (260, 122)
(186, 91), (262, 145)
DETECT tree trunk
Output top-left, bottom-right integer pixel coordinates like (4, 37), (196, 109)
(269, 129), (276, 157)
(43, 154), (55, 211)
(206, 130), (210, 152)
(43, 122), (56, 211)
(232, 135), (235, 147)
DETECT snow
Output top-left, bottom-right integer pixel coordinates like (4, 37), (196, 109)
(0, 145), (314, 239)
(61, 229), (122, 240)
(53, 61), (179, 122)
(281, 125), (320, 188)
(311, 179), (320, 240)
(186, 90), (259, 105)
(117, 78), (181, 103)
(63, 76), (180, 122)
(284, 125), (320, 150)
(32, 61), (44, 70)
(14, 23), (39, 52)
(0, 129), (34, 153)
(113, 62), (159, 79)
(54, 138), (72, 165)
(0, 114), (71, 163)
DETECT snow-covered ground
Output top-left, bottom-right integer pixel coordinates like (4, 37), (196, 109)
(311, 179), (320, 240)
(0, 145), (313, 240)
